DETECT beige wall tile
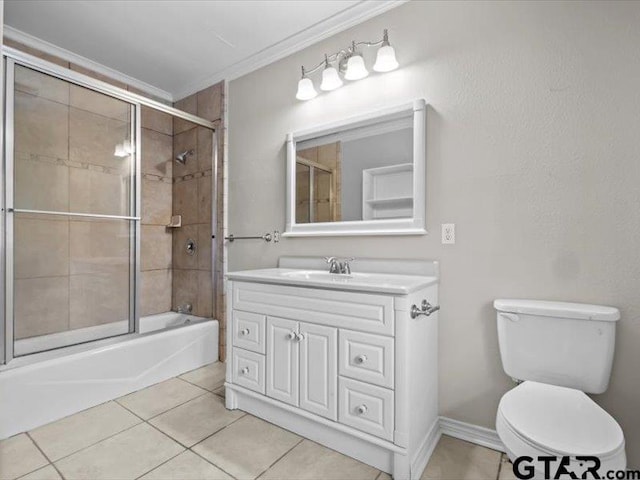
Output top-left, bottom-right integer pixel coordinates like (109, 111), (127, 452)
(172, 225), (198, 270)
(4, 39), (69, 67)
(15, 277), (69, 339)
(173, 128), (198, 177)
(196, 83), (223, 122)
(69, 220), (130, 275)
(173, 179), (198, 225)
(142, 128), (172, 178)
(172, 269), (198, 312)
(197, 224), (212, 271)
(173, 94), (197, 135)
(141, 106), (173, 136)
(142, 179), (172, 225)
(197, 175), (212, 224)
(69, 271), (129, 329)
(15, 92), (69, 160)
(0, 433), (49, 480)
(15, 217), (69, 279)
(141, 269), (172, 316)
(70, 85), (129, 121)
(196, 270), (213, 318)
(69, 168), (131, 217)
(69, 107), (130, 169)
(142, 225), (172, 271)
(69, 64), (128, 90)
(14, 158), (69, 212)
(15, 64), (69, 104)
(196, 127), (214, 173)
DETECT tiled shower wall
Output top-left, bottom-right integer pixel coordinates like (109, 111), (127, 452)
(171, 84), (225, 358)
(5, 39), (227, 360)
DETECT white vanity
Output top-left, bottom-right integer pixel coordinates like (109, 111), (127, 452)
(225, 257), (440, 479)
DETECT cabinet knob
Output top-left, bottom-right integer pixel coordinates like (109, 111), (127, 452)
(241, 367), (249, 375)
(240, 328), (250, 336)
(355, 354), (367, 365)
(296, 333), (305, 342)
(355, 404), (368, 415)
(287, 331), (296, 340)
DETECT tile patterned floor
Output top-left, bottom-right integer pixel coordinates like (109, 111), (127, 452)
(0, 362), (514, 480)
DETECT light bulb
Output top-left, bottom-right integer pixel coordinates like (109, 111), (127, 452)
(344, 54), (369, 81)
(374, 44), (399, 72)
(296, 77), (317, 101)
(320, 66), (343, 91)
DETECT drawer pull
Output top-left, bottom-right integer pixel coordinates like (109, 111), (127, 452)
(240, 328), (250, 336)
(241, 367), (250, 375)
(355, 404), (368, 415)
(355, 354), (367, 365)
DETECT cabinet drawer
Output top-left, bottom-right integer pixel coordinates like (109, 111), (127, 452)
(339, 377), (394, 441)
(233, 311), (266, 354)
(232, 348), (265, 394)
(233, 281), (394, 335)
(339, 330), (394, 388)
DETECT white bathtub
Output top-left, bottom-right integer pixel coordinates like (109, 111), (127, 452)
(0, 312), (219, 439)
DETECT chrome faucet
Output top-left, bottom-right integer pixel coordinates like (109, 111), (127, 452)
(324, 257), (354, 275)
(176, 303), (193, 314)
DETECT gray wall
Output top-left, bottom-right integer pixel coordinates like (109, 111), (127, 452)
(341, 128), (413, 221)
(228, 1), (640, 465)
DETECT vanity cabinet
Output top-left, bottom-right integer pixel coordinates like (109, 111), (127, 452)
(225, 262), (439, 480)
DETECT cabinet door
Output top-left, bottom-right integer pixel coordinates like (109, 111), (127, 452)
(266, 317), (299, 406)
(299, 322), (337, 420)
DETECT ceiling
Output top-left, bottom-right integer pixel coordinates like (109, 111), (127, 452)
(4, 0), (402, 101)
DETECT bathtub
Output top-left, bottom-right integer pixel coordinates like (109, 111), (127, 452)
(0, 312), (219, 439)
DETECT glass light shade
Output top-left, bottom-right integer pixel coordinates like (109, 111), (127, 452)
(296, 77), (317, 100)
(320, 66), (343, 91)
(373, 45), (399, 72)
(344, 54), (369, 81)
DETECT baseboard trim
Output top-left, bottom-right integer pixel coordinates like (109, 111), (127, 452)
(439, 416), (505, 453)
(411, 420), (442, 479)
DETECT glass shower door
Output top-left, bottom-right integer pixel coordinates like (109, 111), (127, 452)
(5, 62), (139, 357)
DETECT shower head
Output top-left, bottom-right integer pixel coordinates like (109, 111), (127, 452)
(175, 149), (194, 165)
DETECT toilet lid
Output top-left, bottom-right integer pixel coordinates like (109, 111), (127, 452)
(499, 381), (624, 457)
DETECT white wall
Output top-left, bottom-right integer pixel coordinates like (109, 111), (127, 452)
(228, 1), (640, 465)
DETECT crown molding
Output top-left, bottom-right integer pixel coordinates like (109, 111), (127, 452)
(172, 0), (408, 100)
(3, 25), (174, 102)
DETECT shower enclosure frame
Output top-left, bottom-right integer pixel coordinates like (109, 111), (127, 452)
(0, 46), (218, 366)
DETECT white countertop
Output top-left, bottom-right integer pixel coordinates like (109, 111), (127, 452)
(226, 268), (438, 295)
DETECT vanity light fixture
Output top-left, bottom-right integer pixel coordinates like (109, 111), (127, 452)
(295, 67), (318, 101)
(295, 29), (398, 101)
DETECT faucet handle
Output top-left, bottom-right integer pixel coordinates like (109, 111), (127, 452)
(324, 256), (337, 264)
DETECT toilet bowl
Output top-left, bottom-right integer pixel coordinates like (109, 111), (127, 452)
(496, 381), (626, 477)
(494, 299), (626, 478)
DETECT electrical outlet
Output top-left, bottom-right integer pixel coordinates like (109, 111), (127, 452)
(442, 223), (455, 244)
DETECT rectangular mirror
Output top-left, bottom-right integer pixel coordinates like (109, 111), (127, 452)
(285, 99), (426, 236)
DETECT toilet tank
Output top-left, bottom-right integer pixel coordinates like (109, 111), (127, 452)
(494, 299), (620, 394)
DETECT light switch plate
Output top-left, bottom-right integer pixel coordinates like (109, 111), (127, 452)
(442, 224), (455, 244)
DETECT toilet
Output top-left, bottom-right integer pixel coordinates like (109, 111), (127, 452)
(494, 299), (626, 477)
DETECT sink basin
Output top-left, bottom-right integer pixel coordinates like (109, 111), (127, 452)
(227, 268), (437, 295)
(281, 270), (371, 280)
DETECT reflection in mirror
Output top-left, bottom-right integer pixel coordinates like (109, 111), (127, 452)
(294, 113), (413, 223)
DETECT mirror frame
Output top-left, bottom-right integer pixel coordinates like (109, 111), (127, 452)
(284, 98), (426, 237)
